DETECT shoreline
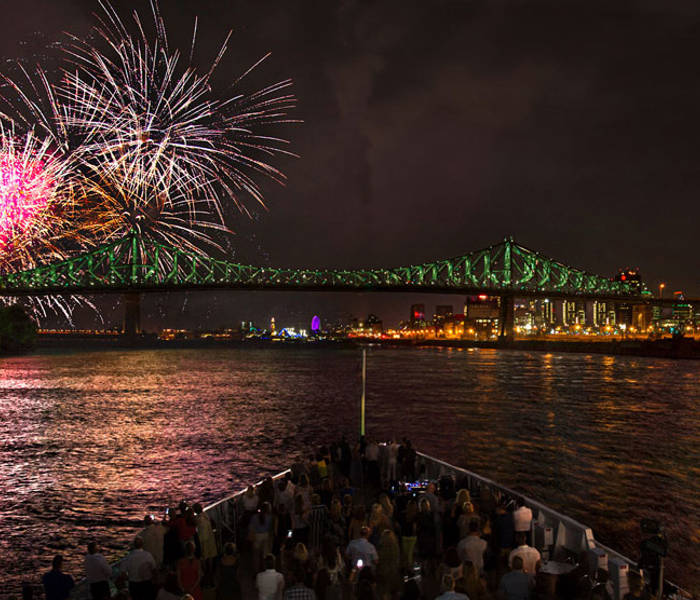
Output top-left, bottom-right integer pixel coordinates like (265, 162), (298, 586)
(33, 333), (700, 359)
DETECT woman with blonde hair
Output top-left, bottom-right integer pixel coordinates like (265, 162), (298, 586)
(457, 502), (479, 540)
(368, 503), (391, 546)
(455, 489), (471, 508)
(378, 493), (395, 520)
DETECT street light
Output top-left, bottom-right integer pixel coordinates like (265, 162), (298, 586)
(659, 283), (665, 299)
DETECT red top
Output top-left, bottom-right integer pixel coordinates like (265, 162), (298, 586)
(177, 557), (201, 600)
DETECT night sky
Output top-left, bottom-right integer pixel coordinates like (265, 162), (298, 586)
(3, 0), (699, 328)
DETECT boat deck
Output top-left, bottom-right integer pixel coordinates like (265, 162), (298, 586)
(67, 446), (687, 600)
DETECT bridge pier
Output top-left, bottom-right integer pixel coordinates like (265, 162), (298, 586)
(498, 294), (515, 342)
(122, 292), (141, 337)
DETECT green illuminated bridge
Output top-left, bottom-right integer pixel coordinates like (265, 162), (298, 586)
(0, 232), (641, 299)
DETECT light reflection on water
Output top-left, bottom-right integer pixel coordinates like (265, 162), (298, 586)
(0, 347), (698, 596)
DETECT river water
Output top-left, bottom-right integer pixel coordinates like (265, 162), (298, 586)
(0, 346), (698, 596)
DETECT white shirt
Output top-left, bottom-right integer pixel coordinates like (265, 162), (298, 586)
(457, 535), (488, 572)
(388, 442), (399, 463)
(513, 506), (533, 532)
(435, 592), (468, 600)
(508, 544), (541, 575)
(345, 538), (378, 568)
(141, 523), (166, 567)
(84, 553), (111, 583)
(122, 548), (155, 582)
(256, 568), (284, 600)
(365, 443), (379, 461)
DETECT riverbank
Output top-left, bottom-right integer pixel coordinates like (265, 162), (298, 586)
(36, 332), (700, 359)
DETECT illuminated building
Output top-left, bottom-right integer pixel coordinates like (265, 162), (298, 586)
(464, 295), (500, 339)
(672, 292), (693, 325)
(433, 305), (453, 324)
(514, 301), (534, 332)
(539, 299), (555, 327)
(615, 268), (643, 292)
(562, 300), (585, 326)
(593, 301), (615, 327)
(350, 314), (383, 337)
(442, 314), (466, 338)
(612, 270), (643, 327)
(410, 304), (426, 325)
(615, 303), (633, 326)
(633, 305), (653, 331)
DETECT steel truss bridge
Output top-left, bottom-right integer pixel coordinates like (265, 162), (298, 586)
(0, 232), (653, 338)
(0, 232), (641, 300)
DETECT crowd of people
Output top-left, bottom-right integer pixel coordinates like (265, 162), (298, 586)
(39, 437), (657, 600)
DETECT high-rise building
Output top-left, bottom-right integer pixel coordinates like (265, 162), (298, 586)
(434, 305), (453, 321)
(616, 305), (632, 326)
(615, 268), (643, 292)
(410, 304), (426, 325)
(464, 295), (500, 340)
(593, 301), (614, 327)
(672, 292), (693, 325)
(632, 305), (653, 331)
(540, 299), (554, 326)
(365, 314), (383, 334)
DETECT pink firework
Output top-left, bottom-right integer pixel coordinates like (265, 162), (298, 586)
(0, 128), (77, 274)
(0, 152), (54, 251)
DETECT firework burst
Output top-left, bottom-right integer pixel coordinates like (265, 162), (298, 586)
(0, 126), (95, 321)
(3, 0), (296, 269)
(0, 126), (75, 271)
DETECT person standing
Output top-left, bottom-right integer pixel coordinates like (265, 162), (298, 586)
(345, 526), (379, 570)
(255, 553), (285, 600)
(387, 439), (400, 483)
(193, 503), (217, 578)
(508, 533), (541, 580)
(84, 542), (112, 600)
(216, 543), (241, 600)
(435, 574), (468, 600)
(283, 567), (316, 600)
(42, 555), (75, 600)
(364, 439), (380, 488)
(457, 520), (488, 574)
(250, 502), (274, 574)
(177, 541), (203, 600)
(497, 556), (530, 600)
(122, 536), (156, 600)
(142, 515), (167, 569)
(512, 499), (533, 544)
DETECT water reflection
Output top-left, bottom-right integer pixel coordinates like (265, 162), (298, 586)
(0, 347), (697, 595)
